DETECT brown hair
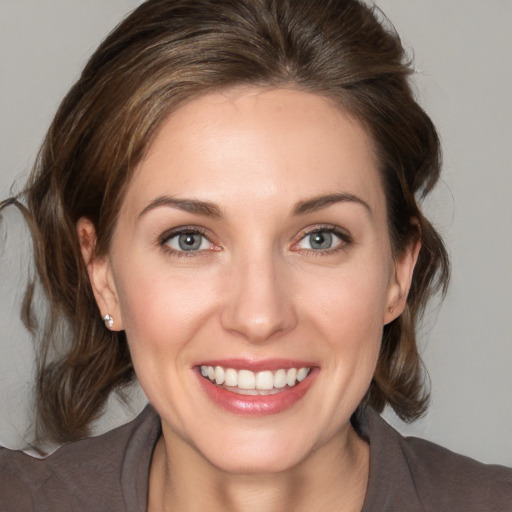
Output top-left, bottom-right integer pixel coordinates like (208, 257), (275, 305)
(3, 0), (449, 444)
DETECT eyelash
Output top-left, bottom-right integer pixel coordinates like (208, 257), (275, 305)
(158, 224), (352, 258)
(158, 226), (214, 259)
(292, 225), (352, 256)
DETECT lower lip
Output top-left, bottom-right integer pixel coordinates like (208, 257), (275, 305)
(197, 369), (317, 416)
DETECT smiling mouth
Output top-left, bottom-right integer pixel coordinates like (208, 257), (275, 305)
(200, 365), (312, 395)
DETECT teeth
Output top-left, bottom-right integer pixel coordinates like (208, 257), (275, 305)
(200, 365), (311, 391)
(238, 369), (256, 389)
(215, 366), (225, 385)
(286, 368), (297, 386)
(224, 368), (238, 387)
(274, 369), (287, 388)
(297, 367), (309, 382)
(256, 370), (274, 390)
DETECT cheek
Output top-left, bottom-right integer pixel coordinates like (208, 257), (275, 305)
(113, 264), (224, 416)
(300, 259), (391, 338)
(296, 256), (391, 391)
(114, 262), (219, 358)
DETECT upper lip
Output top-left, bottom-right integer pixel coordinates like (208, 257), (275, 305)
(195, 358), (316, 372)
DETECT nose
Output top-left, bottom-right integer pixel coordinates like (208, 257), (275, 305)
(220, 251), (298, 344)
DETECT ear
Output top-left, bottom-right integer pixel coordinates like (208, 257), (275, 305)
(384, 235), (421, 325)
(76, 218), (124, 331)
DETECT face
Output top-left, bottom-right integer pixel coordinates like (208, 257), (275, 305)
(82, 87), (416, 474)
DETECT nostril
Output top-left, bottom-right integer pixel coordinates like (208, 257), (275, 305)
(219, 259), (298, 342)
(220, 307), (297, 344)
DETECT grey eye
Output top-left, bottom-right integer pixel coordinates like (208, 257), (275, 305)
(166, 232), (210, 252)
(298, 230), (341, 251)
(309, 232), (333, 250)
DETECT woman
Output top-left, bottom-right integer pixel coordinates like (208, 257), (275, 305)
(0, 0), (511, 510)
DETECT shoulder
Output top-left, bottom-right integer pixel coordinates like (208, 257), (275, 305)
(403, 433), (512, 510)
(358, 407), (512, 512)
(0, 404), (160, 512)
(0, 451), (34, 512)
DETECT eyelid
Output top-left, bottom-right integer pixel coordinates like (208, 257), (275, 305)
(157, 224), (351, 257)
(159, 225), (208, 243)
(158, 225), (219, 256)
(291, 224), (352, 252)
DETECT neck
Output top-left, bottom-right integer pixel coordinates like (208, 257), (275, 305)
(148, 423), (369, 512)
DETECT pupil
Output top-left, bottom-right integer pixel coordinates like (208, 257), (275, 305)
(311, 232), (332, 249)
(178, 233), (201, 251)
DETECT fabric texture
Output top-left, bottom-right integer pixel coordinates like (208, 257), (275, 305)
(1, 404), (511, 511)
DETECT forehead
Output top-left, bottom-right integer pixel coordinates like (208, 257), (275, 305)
(122, 87), (384, 219)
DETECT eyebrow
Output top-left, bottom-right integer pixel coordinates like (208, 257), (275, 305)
(292, 192), (372, 216)
(138, 196), (224, 219)
(138, 192), (371, 220)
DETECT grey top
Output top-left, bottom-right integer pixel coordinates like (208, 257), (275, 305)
(1, 404), (511, 511)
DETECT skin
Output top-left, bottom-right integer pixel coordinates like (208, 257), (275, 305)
(78, 87), (419, 511)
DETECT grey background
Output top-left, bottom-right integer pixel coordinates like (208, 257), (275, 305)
(1, 1), (511, 464)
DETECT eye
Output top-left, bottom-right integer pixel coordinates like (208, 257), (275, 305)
(294, 228), (349, 253)
(162, 229), (212, 253)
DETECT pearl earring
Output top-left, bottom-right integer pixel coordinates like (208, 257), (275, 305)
(102, 314), (114, 329)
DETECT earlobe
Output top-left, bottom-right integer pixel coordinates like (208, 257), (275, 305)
(384, 237), (421, 325)
(76, 218), (123, 331)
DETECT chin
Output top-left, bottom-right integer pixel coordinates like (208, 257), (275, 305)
(205, 447), (306, 476)
(191, 426), (319, 475)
